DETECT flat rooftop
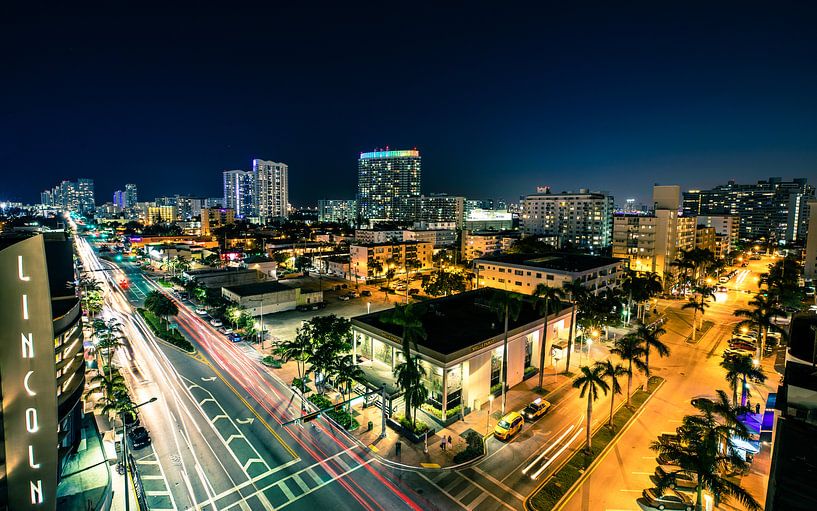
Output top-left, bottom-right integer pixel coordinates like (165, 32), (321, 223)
(354, 288), (569, 357)
(186, 267), (259, 277)
(224, 281), (292, 296)
(475, 252), (623, 272)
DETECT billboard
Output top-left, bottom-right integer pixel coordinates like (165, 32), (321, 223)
(0, 235), (59, 510)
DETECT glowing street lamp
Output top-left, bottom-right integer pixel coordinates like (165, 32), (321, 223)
(487, 394), (494, 434)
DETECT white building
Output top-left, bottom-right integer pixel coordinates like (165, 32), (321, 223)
(253, 159), (289, 222)
(402, 228), (457, 248)
(521, 189), (614, 251)
(355, 228), (403, 244)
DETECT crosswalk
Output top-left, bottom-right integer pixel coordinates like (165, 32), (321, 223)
(418, 468), (521, 511)
(133, 451), (177, 510)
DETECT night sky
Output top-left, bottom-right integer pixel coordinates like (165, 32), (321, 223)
(3, 4), (816, 206)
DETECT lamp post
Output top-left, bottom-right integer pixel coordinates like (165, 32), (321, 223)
(122, 397), (157, 511)
(367, 301), (371, 315)
(487, 394), (494, 434)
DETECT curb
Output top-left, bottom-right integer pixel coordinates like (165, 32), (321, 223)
(526, 377), (666, 511)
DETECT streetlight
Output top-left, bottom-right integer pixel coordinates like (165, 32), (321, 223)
(122, 397), (157, 511)
(487, 394), (494, 434)
(367, 301), (371, 314)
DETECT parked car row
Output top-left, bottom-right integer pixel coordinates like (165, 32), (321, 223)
(493, 398), (552, 441)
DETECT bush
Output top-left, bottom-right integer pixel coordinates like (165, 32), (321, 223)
(490, 383), (502, 396)
(137, 308), (194, 353)
(453, 431), (485, 464)
(421, 403), (462, 420)
(393, 413), (430, 435)
(261, 355), (282, 368)
(524, 366), (538, 379)
(307, 394), (359, 430)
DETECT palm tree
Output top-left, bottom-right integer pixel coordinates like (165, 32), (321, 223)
(533, 283), (565, 389)
(97, 331), (126, 374)
(652, 391), (759, 511)
(734, 293), (786, 360)
(393, 356), (429, 429)
(610, 334), (647, 405)
(369, 259), (383, 280)
(276, 331), (313, 408)
(720, 355), (767, 407)
(88, 370), (127, 401)
(383, 304), (427, 425)
(145, 290), (179, 326)
(572, 364), (610, 453)
(562, 279), (588, 374)
(681, 287), (713, 341)
(332, 354), (363, 413)
(631, 322), (669, 376)
(638, 272), (663, 321)
(490, 290), (523, 414)
(596, 360), (627, 427)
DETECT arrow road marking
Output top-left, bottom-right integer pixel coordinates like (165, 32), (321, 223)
(236, 418), (255, 425)
(201, 376), (217, 382)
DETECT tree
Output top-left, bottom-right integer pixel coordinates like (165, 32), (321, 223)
(562, 279), (589, 374)
(422, 270), (466, 297)
(720, 355), (767, 407)
(572, 364), (610, 453)
(533, 283), (566, 389)
(394, 356), (429, 429)
(96, 326), (126, 373)
(276, 330), (313, 409)
(88, 371), (132, 420)
(489, 290), (523, 414)
(682, 287), (714, 341)
(734, 293), (787, 360)
(651, 391), (759, 511)
(610, 334), (647, 405)
(596, 360), (627, 428)
(145, 290), (179, 325)
(369, 259), (383, 280)
(631, 322), (669, 376)
(303, 315), (353, 394)
(332, 354), (363, 413)
(383, 304), (427, 426)
(294, 255), (311, 273)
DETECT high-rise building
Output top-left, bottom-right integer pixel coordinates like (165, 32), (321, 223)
(356, 148), (421, 222)
(683, 178), (814, 242)
(76, 178), (95, 214)
(175, 196), (202, 220)
(41, 178), (95, 214)
(804, 200), (817, 280)
(201, 207), (236, 236)
(696, 215), (740, 254)
(40, 190), (52, 207)
(113, 190), (126, 209)
(223, 169), (255, 217)
(124, 183), (138, 209)
(401, 194), (465, 228)
(146, 205), (178, 225)
(520, 188), (614, 250)
(253, 159), (289, 222)
(0, 232), (87, 510)
(318, 199), (357, 225)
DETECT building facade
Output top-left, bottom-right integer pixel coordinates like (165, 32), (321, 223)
(201, 207), (236, 236)
(696, 215), (740, 253)
(354, 228), (403, 244)
(223, 169), (256, 218)
(683, 178), (814, 242)
(804, 200), (817, 280)
(520, 189), (614, 251)
(253, 159), (289, 222)
(356, 149), (421, 222)
(124, 183), (138, 209)
(461, 230), (520, 261)
(146, 205), (178, 225)
(612, 211), (695, 276)
(402, 228), (457, 248)
(474, 253), (625, 295)
(0, 233), (86, 510)
(42, 179), (95, 215)
(318, 199), (357, 225)
(401, 194), (465, 227)
(464, 209), (514, 231)
(349, 241), (433, 281)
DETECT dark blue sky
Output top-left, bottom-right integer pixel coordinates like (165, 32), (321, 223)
(3, 4), (816, 206)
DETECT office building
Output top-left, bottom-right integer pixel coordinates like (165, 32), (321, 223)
(253, 159), (289, 222)
(474, 253), (625, 295)
(349, 241), (433, 281)
(461, 230), (520, 261)
(223, 169), (256, 218)
(352, 289), (573, 421)
(201, 207), (236, 236)
(41, 178), (95, 215)
(113, 190), (125, 209)
(176, 196), (202, 220)
(520, 188), (614, 251)
(401, 194), (465, 227)
(356, 148), (421, 222)
(804, 200), (817, 280)
(765, 314), (817, 510)
(124, 183), (138, 209)
(683, 178), (814, 242)
(318, 199), (357, 225)
(0, 232), (87, 510)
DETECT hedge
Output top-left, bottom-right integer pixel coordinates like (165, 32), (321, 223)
(421, 403), (462, 420)
(392, 413), (430, 435)
(307, 394), (359, 430)
(137, 308), (195, 353)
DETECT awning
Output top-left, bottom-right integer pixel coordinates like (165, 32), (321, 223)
(730, 436), (760, 454)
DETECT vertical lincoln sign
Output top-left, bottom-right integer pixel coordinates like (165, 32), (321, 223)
(1, 235), (59, 510)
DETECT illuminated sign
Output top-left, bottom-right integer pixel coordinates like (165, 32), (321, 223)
(359, 149), (420, 159)
(1, 236), (59, 510)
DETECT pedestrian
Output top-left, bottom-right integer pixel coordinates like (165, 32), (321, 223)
(756, 403), (761, 415)
(448, 435), (453, 446)
(440, 438), (446, 451)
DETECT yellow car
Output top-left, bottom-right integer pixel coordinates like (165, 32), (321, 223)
(494, 411), (524, 440)
(523, 398), (552, 421)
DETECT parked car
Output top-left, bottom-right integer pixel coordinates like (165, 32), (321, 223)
(195, 308), (208, 315)
(179, 292), (189, 300)
(347, 291), (358, 298)
(228, 333), (242, 343)
(522, 398), (551, 421)
(209, 318), (223, 327)
(728, 340), (756, 352)
(128, 427), (152, 450)
(360, 290), (372, 297)
(723, 348), (754, 360)
(338, 295), (350, 301)
(655, 465), (696, 490)
(642, 487), (693, 510)
(494, 411), (524, 440)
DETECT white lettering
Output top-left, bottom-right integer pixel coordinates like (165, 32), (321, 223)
(22, 294), (29, 320)
(28, 445), (41, 469)
(25, 408), (39, 433)
(19, 255), (31, 281)
(21, 332), (34, 358)
(30, 480), (43, 504)
(24, 370), (36, 396)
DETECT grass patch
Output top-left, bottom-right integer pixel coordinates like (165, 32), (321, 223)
(529, 376), (663, 511)
(137, 308), (195, 353)
(261, 355), (282, 368)
(308, 394), (360, 430)
(158, 279), (174, 288)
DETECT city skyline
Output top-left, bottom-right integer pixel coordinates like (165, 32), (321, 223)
(4, 5), (817, 206)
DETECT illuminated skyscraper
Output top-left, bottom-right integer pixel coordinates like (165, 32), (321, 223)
(223, 169), (256, 217)
(252, 160), (288, 222)
(356, 148), (421, 223)
(124, 183), (138, 209)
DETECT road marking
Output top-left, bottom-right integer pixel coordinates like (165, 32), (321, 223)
(466, 492), (489, 511)
(418, 471), (516, 511)
(278, 482), (296, 500)
(242, 458), (265, 471)
(275, 459), (374, 510)
(292, 474), (310, 492)
(304, 468), (323, 485)
(146, 490), (172, 496)
(236, 417), (255, 425)
(420, 462), (440, 468)
(225, 434), (245, 444)
(199, 397), (215, 405)
(368, 444), (379, 452)
(140, 475), (166, 480)
(471, 466), (526, 501)
(210, 414), (228, 423)
(201, 376), (217, 382)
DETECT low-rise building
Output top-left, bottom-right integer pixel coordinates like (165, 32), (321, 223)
(461, 230), (520, 262)
(222, 280), (323, 315)
(474, 253), (625, 295)
(354, 228), (403, 244)
(242, 255), (279, 279)
(351, 288), (573, 420)
(464, 209), (514, 231)
(612, 211), (695, 276)
(183, 267), (267, 289)
(201, 207), (235, 236)
(349, 241), (433, 281)
(146, 205), (178, 225)
(696, 215), (740, 253)
(402, 228), (457, 248)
